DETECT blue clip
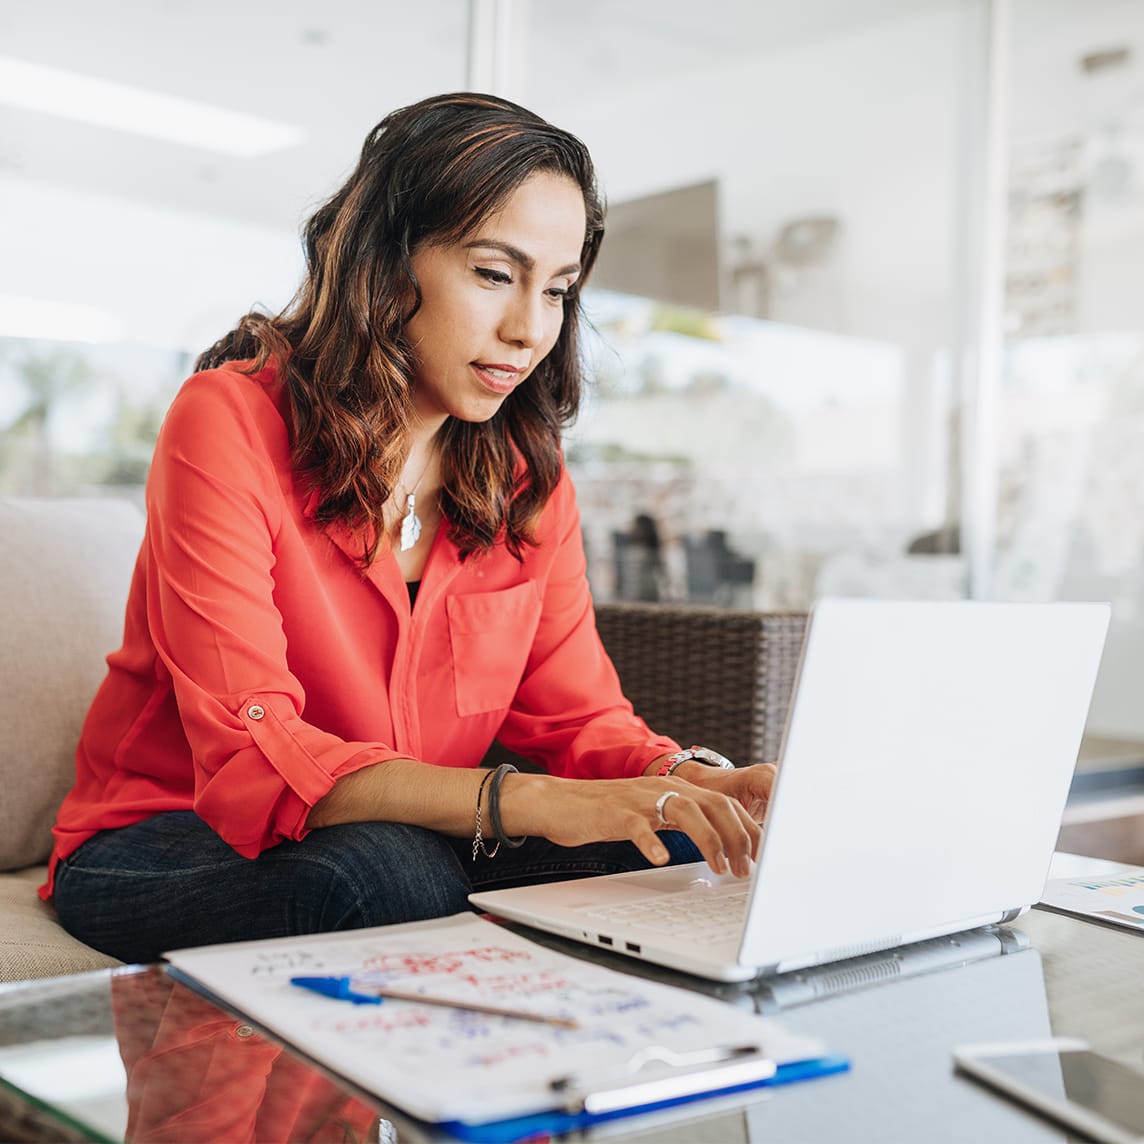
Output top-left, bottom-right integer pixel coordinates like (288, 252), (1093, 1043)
(290, 975), (381, 1005)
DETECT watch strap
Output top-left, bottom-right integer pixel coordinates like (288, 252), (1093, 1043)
(656, 745), (734, 777)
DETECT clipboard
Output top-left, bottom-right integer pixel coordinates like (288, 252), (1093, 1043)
(438, 1051), (850, 1143)
(163, 913), (848, 1136)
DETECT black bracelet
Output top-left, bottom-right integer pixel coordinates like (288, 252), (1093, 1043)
(472, 768), (499, 861)
(487, 763), (526, 849)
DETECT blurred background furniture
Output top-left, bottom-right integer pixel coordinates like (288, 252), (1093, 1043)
(611, 512), (668, 602)
(1056, 773), (1144, 867)
(682, 531), (757, 609)
(0, 497), (141, 981)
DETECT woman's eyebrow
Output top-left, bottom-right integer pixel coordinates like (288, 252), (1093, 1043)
(464, 239), (580, 278)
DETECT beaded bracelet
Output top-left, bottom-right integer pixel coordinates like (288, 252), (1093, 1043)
(472, 768), (500, 860)
(487, 763), (526, 849)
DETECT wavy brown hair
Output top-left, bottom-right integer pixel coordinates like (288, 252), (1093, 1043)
(195, 92), (605, 562)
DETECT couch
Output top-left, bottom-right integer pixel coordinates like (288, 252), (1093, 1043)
(1, 496), (144, 981)
(0, 494), (807, 981)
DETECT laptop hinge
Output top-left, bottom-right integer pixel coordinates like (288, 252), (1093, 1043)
(766, 934), (903, 976)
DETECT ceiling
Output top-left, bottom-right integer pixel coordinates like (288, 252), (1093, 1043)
(0, 0), (929, 234)
(0, 0), (469, 231)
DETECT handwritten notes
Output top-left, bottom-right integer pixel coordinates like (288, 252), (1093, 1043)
(164, 913), (819, 1125)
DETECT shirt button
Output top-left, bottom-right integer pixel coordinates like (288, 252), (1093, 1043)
(247, 704), (265, 720)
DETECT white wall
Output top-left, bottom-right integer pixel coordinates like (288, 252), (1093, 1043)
(0, 175), (303, 354)
(539, 6), (969, 536)
(542, 5), (965, 341)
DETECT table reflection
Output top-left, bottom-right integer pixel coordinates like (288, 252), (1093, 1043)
(111, 970), (382, 1143)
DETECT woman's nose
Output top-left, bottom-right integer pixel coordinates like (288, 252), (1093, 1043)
(500, 292), (546, 348)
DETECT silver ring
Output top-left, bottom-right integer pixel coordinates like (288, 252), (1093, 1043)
(655, 790), (681, 827)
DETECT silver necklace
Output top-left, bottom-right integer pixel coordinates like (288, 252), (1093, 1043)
(396, 450), (435, 552)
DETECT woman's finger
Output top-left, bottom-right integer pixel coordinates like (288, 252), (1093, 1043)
(655, 789), (757, 877)
(631, 823), (672, 867)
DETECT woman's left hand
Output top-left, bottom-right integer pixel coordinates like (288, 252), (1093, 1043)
(656, 760), (777, 823)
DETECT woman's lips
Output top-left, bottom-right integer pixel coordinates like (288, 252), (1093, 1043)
(471, 363), (525, 394)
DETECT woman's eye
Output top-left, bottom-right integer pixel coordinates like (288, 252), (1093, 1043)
(475, 267), (511, 285)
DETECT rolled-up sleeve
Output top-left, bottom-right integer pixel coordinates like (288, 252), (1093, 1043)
(144, 376), (397, 855)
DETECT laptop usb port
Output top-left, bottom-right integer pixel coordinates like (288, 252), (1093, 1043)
(597, 935), (613, 946)
(625, 942), (641, 953)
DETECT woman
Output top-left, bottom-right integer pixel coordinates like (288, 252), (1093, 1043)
(45, 93), (775, 963)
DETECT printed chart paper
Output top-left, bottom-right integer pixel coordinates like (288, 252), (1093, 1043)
(164, 913), (822, 1126)
(1039, 869), (1144, 933)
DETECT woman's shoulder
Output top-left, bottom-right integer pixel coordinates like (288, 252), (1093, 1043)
(174, 358), (282, 412)
(156, 358), (291, 471)
(163, 359), (286, 434)
(526, 461), (577, 544)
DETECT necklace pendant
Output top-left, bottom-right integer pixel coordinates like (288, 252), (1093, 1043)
(399, 493), (421, 552)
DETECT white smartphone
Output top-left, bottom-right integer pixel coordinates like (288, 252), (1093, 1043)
(954, 1037), (1144, 1144)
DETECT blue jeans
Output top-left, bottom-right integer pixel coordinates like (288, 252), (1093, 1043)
(53, 812), (701, 964)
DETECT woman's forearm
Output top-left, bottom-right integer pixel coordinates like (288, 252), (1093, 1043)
(307, 756), (770, 879)
(305, 758), (559, 837)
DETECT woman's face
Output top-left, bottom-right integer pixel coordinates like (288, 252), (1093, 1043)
(404, 171), (587, 428)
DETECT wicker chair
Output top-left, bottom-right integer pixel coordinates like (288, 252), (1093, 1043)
(594, 602), (807, 767)
(489, 602), (808, 770)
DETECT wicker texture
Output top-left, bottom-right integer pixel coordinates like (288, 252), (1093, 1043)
(593, 603), (808, 767)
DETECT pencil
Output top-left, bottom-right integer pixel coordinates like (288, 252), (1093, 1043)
(369, 985), (580, 1029)
(290, 975), (579, 1028)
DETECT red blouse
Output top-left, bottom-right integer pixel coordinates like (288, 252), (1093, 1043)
(43, 362), (676, 895)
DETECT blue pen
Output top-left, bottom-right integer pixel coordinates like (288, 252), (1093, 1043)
(291, 975), (382, 1005)
(289, 975), (580, 1027)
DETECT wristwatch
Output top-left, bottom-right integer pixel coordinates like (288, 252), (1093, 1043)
(656, 745), (734, 777)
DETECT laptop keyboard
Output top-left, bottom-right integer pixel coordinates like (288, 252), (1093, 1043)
(584, 888), (751, 946)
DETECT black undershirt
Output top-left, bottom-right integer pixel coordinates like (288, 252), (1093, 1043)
(407, 580), (420, 608)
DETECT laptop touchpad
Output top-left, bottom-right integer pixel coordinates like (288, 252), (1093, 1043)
(606, 865), (745, 895)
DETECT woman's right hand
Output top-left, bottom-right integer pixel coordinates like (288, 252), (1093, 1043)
(499, 773), (761, 878)
(309, 758), (759, 878)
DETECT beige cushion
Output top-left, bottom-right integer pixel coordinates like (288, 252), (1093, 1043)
(0, 868), (121, 980)
(0, 496), (144, 871)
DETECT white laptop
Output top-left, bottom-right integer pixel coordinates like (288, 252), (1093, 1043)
(470, 598), (1110, 982)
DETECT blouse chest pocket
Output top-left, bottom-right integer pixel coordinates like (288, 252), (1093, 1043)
(446, 582), (544, 717)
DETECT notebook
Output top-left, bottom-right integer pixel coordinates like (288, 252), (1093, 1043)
(470, 598), (1110, 983)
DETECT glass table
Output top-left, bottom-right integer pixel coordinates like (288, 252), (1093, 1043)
(1, 905), (1142, 1143)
